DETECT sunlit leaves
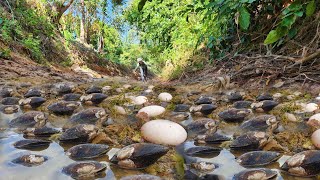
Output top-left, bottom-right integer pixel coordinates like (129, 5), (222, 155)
(306, 0), (316, 17)
(239, 6), (250, 30)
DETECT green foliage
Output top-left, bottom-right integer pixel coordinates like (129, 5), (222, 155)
(306, 0), (316, 17)
(0, 47), (11, 59)
(21, 35), (44, 63)
(239, 6), (250, 30)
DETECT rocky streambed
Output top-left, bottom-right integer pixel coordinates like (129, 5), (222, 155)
(0, 77), (320, 180)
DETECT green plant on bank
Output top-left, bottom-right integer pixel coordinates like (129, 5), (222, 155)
(21, 35), (44, 63)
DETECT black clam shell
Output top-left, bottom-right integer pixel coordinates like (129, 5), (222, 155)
(110, 143), (169, 169)
(62, 161), (107, 179)
(66, 144), (109, 160)
(14, 139), (51, 149)
(237, 151), (281, 167)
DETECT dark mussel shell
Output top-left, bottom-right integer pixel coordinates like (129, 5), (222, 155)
(14, 139), (51, 149)
(257, 94), (273, 101)
(227, 92), (243, 102)
(110, 143), (169, 169)
(66, 144), (109, 160)
(230, 132), (268, 150)
(9, 111), (47, 128)
(47, 101), (79, 115)
(80, 93), (108, 104)
(86, 86), (102, 94)
(59, 124), (98, 143)
(195, 97), (214, 105)
(233, 101), (252, 109)
(12, 154), (48, 167)
(120, 174), (163, 180)
(218, 108), (251, 122)
(195, 133), (231, 144)
(187, 119), (217, 134)
(1, 97), (19, 105)
(239, 115), (278, 132)
(23, 126), (60, 137)
(185, 146), (222, 156)
(24, 88), (42, 98)
(62, 161), (107, 179)
(19, 97), (46, 108)
(63, 93), (81, 101)
(0, 88), (13, 98)
(237, 151), (281, 167)
(174, 104), (190, 112)
(281, 150), (320, 177)
(233, 168), (277, 180)
(64, 108), (107, 128)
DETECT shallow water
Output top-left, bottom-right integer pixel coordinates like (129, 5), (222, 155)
(0, 81), (318, 180)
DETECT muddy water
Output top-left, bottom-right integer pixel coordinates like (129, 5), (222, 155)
(0, 80), (318, 180)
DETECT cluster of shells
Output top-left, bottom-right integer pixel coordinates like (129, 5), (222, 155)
(1, 82), (320, 179)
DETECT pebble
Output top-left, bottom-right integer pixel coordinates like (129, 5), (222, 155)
(158, 92), (173, 102)
(138, 105), (165, 117)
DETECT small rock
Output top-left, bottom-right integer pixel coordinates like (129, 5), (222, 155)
(114, 105), (127, 115)
(133, 96), (148, 105)
(158, 92), (173, 102)
(141, 120), (187, 146)
(273, 80), (284, 88)
(284, 113), (298, 122)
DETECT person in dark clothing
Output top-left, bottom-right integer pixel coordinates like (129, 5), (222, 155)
(134, 58), (148, 82)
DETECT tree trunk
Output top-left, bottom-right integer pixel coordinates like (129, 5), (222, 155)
(52, 0), (74, 24)
(80, 0), (86, 43)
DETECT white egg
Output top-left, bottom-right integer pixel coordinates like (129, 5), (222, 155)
(141, 120), (187, 146)
(134, 96), (148, 105)
(138, 105), (165, 117)
(312, 129), (320, 149)
(158, 92), (173, 102)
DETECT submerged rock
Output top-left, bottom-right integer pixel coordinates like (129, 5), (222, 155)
(141, 120), (187, 146)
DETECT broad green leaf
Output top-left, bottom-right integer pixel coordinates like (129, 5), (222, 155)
(294, 11), (303, 17)
(281, 15), (296, 28)
(264, 30), (279, 44)
(0, 18), (3, 25)
(288, 28), (298, 39)
(306, 1), (316, 17)
(239, 7), (250, 30)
